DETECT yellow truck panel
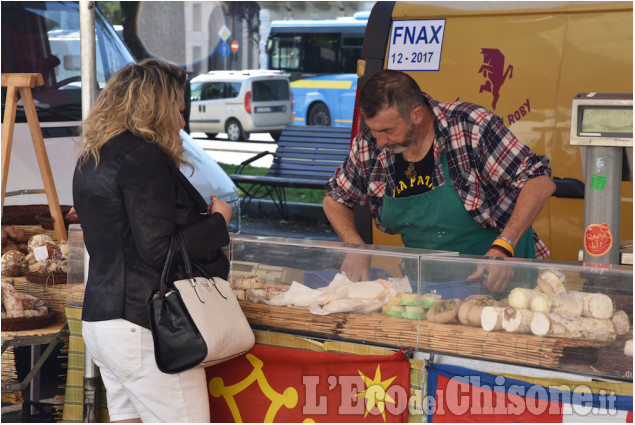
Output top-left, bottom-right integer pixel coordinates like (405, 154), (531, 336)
(363, 1), (632, 262)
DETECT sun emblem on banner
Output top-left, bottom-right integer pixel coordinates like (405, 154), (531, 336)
(356, 364), (397, 421)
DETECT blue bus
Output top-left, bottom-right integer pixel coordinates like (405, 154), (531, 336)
(265, 12), (368, 127)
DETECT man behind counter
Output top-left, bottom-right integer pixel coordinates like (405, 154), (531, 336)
(323, 70), (555, 291)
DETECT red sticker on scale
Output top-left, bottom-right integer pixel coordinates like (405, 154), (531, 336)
(584, 222), (613, 257)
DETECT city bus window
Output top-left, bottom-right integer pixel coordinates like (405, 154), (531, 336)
(265, 13), (367, 126)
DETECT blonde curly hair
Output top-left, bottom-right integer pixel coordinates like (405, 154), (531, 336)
(77, 58), (188, 168)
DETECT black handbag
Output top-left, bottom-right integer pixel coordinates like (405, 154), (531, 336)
(147, 232), (254, 374)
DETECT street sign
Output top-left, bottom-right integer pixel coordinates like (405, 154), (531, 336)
(220, 43), (230, 58)
(218, 25), (231, 41)
(231, 40), (239, 53)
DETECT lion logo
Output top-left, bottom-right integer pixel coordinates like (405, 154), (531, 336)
(478, 48), (513, 110)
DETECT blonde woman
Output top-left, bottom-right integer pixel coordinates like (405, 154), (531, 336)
(73, 59), (231, 422)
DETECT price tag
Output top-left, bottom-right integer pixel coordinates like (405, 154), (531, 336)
(387, 19), (446, 71)
(33, 245), (49, 262)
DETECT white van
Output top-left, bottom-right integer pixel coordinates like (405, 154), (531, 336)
(189, 70), (293, 142)
(1, 1), (241, 232)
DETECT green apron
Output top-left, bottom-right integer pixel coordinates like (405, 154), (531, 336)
(380, 152), (536, 258)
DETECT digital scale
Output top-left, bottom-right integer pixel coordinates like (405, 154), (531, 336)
(570, 92), (633, 265)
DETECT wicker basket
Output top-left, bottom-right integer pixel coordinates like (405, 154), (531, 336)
(35, 206), (76, 230)
(24, 270), (67, 285)
(594, 345), (634, 378)
(1, 205), (60, 225)
(1, 311), (56, 331)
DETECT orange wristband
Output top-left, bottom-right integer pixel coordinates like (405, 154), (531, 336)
(492, 238), (515, 257)
(490, 244), (513, 257)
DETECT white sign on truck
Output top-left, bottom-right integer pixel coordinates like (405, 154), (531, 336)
(386, 19), (446, 71)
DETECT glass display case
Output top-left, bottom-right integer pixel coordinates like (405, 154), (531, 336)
(227, 235), (633, 382)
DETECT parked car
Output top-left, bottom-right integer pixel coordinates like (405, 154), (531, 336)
(1, 1), (241, 232)
(189, 70), (293, 141)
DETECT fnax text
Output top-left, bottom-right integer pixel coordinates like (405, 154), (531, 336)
(392, 25), (444, 45)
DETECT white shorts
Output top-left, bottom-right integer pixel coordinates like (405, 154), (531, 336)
(82, 319), (210, 423)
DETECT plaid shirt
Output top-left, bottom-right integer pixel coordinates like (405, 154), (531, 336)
(326, 92), (551, 259)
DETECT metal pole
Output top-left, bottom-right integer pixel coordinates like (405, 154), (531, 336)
(79, 2), (100, 422)
(80, 1), (97, 116)
(582, 146), (623, 265)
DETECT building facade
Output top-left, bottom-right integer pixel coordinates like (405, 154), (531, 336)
(134, 1), (373, 76)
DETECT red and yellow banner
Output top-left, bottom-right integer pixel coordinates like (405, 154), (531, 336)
(206, 344), (410, 422)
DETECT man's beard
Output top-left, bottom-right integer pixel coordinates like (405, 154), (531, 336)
(382, 123), (417, 154)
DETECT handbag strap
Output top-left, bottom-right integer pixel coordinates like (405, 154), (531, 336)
(158, 231), (193, 291)
(159, 231), (228, 300)
(173, 232), (194, 277)
(158, 234), (177, 293)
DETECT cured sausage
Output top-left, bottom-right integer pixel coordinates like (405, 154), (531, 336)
(2, 281), (24, 318)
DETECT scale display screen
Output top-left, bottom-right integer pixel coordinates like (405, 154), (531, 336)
(578, 105), (632, 137)
(570, 93), (633, 146)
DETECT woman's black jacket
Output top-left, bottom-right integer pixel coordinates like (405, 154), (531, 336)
(73, 131), (230, 329)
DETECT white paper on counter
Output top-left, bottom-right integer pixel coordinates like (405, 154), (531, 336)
(251, 273), (413, 315)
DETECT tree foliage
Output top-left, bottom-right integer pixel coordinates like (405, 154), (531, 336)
(119, 2), (151, 60)
(96, 1), (121, 24)
(223, 1), (261, 45)
(98, 2), (260, 62)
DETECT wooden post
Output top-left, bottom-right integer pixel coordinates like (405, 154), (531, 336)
(1, 73), (68, 241)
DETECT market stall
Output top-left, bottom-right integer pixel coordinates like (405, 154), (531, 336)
(203, 91), (634, 422)
(1, 224), (71, 420)
(3, 223), (632, 422)
(217, 234), (633, 422)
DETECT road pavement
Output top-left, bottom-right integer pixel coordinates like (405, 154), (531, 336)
(191, 131), (340, 241)
(190, 132), (275, 167)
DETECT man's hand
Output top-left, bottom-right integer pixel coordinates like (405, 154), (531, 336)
(467, 248), (514, 292)
(340, 252), (371, 282)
